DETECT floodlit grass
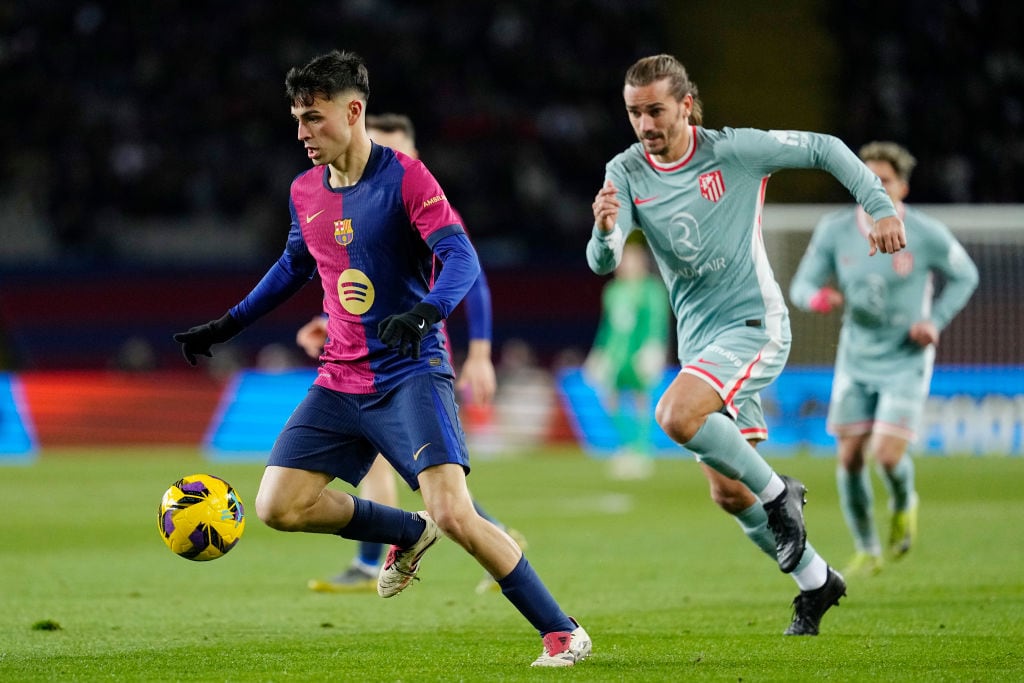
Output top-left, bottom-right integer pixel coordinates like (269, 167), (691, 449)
(1, 447), (1022, 681)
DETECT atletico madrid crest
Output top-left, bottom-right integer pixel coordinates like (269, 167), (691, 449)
(699, 170), (726, 203)
(334, 218), (354, 246)
(892, 251), (914, 277)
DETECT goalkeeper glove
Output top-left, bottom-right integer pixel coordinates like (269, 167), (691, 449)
(378, 302), (441, 360)
(173, 312), (244, 366)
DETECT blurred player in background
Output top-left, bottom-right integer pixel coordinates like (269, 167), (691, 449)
(303, 113), (525, 595)
(584, 234), (669, 479)
(588, 54), (906, 636)
(790, 141), (978, 577)
(175, 50), (590, 668)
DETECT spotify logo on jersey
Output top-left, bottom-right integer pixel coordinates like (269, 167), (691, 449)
(337, 269), (375, 315)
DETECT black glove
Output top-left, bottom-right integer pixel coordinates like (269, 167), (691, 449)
(173, 313), (244, 366)
(377, 303), (441, 360)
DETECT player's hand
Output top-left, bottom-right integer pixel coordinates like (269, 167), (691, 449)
(868, 215), (907, 255)
(296, 316), (328, 359)
(908, 320), (939, 347)
(592, 180), (621, 233)
(378, 302), (441, 360)
(173, 313), (243, 366)
(457, 340), (496, 405)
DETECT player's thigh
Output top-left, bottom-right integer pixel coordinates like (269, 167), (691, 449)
(827, 374), (877, 437)
(417, 462), (475, 524)
(364, 372), (471, 491)
(267, 385), (378, 487)
(655, 371), (723, 441)
(358, 454), (399, 506)
(872, 381), (927, 445)
(680, 326), (789, 419)
(255, 465), (333, 516)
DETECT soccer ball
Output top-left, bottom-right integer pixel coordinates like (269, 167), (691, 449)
(158, 473), (245, 561)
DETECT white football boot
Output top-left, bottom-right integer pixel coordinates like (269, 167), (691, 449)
(530, 618), (591, 667)
(377, 511), (442, 598)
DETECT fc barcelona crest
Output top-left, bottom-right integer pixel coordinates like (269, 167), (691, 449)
(334, 218), (354, 246)
(699, 170), (726, 203)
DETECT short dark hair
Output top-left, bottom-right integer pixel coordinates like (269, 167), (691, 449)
(366, 113), (415, 143)
(625, 54), (703, 125)
(285, 49), (370, 107)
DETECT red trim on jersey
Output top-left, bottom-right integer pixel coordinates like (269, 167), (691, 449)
(723, 352), (762, 409)
(644, 125), (698, 172)
(683, 364), (723, 388)
(756, 176), (769, 228)
(829, 419), (874, 437)
(741, 427), (768, 441)
(871, 420), (916, 440)
(753, 176), (770, 245)
(830, 418), (919, 442)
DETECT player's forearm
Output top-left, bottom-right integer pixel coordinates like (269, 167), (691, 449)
(462, 271), (492, 342)
(229, 253), (315, 327)
(423, 233), (481, 319)
(932, 271), (979, 330)
(820, 138), (897, 221)
(465, 338), (492, 362)
(789, 262), (830, 311)
(587, 225), (623, 275)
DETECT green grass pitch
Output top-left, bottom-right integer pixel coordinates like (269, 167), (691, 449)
(1, 447), (1022, 681)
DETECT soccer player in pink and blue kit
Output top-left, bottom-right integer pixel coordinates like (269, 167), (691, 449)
(174, 50), (589, 668)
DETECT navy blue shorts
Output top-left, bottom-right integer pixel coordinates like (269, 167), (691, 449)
(267, 372), (470, 490)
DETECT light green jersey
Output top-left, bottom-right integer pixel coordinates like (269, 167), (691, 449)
(592, 274), (669, 391)
(790, 204), (979, 384)
(588, 127), (897, 360)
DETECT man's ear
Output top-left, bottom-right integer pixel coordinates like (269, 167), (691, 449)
(347, 98), (364, 125)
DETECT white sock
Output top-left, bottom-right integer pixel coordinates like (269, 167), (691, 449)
(756, 473), (785, 503)
(792, 554), (829, 591)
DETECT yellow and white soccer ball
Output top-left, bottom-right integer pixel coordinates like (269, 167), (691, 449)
(158, 473), (245, 561)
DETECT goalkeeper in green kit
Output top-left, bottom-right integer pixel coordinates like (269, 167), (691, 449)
(585, 236), (669, 479)
(588, 54), (907, 636)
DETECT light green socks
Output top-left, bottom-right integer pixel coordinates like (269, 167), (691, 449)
(837, 465), (881, 555)
(878, 454), (915, 512)
(734, 502), (826, 591)
(684, 412), (774, 494)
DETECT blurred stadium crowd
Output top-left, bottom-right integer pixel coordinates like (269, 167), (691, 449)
(2, 1), (1021, 270)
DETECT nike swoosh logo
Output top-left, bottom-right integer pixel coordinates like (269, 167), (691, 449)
(697, 358), (719, 366)
(633, 196), (658, 205)
(417, 319), (426, 329)
(306, 209), (326, 223)
(412, 443), (431, 461)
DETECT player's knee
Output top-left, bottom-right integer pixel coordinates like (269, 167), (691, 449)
(425, 503), (475, 545)
(254, 489), (302, 531)
(427, 507), (462, 540)
(655, 398), (699, 443)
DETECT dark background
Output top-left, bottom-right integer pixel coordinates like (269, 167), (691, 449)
(1, 1), (1021, 370)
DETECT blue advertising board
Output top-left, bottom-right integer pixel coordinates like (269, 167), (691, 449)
(557, 365), (1024, 458)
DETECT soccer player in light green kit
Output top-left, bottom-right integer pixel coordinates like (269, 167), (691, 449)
(588, 54), (907, 636)
(790, 142), (978, 577)
(585, 236), (669, 479)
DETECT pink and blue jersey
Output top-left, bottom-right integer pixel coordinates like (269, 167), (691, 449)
(229, 143), (480, 393)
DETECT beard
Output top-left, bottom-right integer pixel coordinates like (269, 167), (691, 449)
(638, 118), (687, 158)
(640, 133), (667, 155)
